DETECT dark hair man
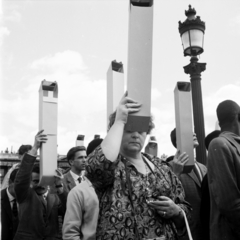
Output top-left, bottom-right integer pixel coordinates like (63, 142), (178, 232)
(207, 100), (240, 240)
(13, 130), (67, 240)
(1, 145), (32, 190)
(63, 146), (87, 192)
(168, 128), (207, 240)
(62, 147), (99, 239)
(1, 168), (19, 240)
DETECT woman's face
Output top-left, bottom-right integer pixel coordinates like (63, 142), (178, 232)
(120, 130), (147, 155)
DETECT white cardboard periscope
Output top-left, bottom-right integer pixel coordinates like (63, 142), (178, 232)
(145, 136), (158, 156)
(125, 0), (154, 133)
(39, 80), (58, 186)
(76, 135), (85, 147)
(107, 60), (124, 129)
(174, 82), (194, 173)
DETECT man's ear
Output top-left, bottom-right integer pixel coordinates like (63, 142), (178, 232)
(69, 159), (73, 166)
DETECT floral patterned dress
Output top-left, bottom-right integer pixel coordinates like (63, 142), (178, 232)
(86, 146), (191, 240)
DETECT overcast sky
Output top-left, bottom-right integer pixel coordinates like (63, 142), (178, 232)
(1, 0), (240, 157)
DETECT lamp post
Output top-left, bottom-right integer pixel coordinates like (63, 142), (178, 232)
(178, 5), (207, 165)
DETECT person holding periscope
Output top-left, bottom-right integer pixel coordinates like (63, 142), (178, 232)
(86, 93), (191, 240)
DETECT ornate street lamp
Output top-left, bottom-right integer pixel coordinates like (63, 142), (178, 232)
(178, 5), (207, 165)
(179, 5), (205, 57)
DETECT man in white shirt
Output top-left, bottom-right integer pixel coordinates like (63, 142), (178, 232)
(63, 146), (87, 192)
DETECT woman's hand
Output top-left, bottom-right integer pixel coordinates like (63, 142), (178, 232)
(172, 150), (189, 177)
(147, 196), (180, 219)
(115, 91), (141, 125)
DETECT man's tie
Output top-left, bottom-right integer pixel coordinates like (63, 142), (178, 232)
(193, 164), (202, 183)
(77, 176), (82, 183)
(12, 199), (18, 218)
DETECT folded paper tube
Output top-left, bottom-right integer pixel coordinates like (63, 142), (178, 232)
(94, 134), (100, 139)
(144, 136), (158, 156)
(39, 80), (58, 186)
(174, 82), (194, 173)
(131, 0), (153, 7)
(125, 0), (154, 132)
(107, 60), (124, 129)
(76, 134), (85, 147)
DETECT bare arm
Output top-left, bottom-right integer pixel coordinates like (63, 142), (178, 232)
(101, 93), (141, 162)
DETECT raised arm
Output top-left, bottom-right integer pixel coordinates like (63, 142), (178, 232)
(101, 93), (141, 162)
(14, 130), (47, 203)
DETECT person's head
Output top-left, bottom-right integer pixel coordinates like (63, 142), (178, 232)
(108, 111), (155, 155)
(217, 100), (240, 131)
(67, 146), (87, 174)
(108, 111), (155, 156)
(18, 145), (32, 160)
(170, 128), (199, 149)
(8, 168), (19, 197)
(87, 138), (103, 156)
(205, 130), (221, 150)
(30, 164), (47, 193)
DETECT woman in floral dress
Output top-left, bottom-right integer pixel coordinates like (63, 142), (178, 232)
(86, 94), (191, 240)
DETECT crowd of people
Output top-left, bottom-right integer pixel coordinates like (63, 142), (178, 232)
(1, 96), (240, 240)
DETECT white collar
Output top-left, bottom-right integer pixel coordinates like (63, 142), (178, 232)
(70, 170), (81, 181)
(6, 188), (15, 202)
(42, 190), (48, 199)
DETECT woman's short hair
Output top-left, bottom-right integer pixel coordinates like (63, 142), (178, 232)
(107, 110), (155, 134)
(67, 146), (86, 165)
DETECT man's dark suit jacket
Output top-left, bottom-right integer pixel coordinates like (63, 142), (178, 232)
(63, 170), (76, 193)
(208, 132), (240, 240)
(1, 188), (19, 240)
(179, 162), (207, 240)
(13, 153), (67, 240)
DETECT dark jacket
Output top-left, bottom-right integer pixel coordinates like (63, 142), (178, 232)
(179, 162), (207, 240)
(63, 170), (76, 193)
(1, 188), (19, 240)
(14, 153), (67, 240)
(200, 174), (210, 240)
(207, 132), (240, 240)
